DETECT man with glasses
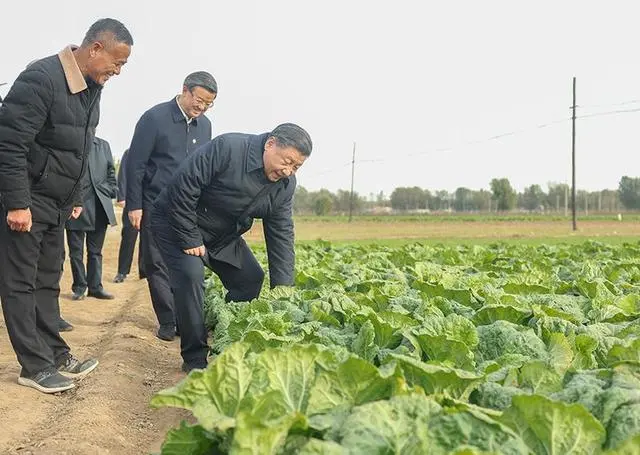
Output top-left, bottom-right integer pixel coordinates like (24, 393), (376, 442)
(126, 71), (216, 341)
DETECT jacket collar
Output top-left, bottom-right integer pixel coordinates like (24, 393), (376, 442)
(170, 97), (198, 125)
(57, 45), (88, 95)
(247, 133), (269, 173)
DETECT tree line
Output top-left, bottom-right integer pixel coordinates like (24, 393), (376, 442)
(293, 176), (640, 215)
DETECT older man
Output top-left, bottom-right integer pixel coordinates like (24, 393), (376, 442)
(0, 18), (133, 393)
(151, 123), (312, 372)
(126, 72), (217, 342)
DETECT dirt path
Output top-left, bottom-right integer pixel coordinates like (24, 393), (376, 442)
(0, 228), (189, 455)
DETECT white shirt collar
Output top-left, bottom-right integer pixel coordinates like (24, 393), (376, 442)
(175, 95), (192, 124)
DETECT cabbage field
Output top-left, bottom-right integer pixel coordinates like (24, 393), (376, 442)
(151, 241), (640, 454)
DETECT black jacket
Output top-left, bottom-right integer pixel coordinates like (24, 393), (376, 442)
(66, 137), (117, 231)
(125, 99), (212, 211)
(116, 149), (129, 202)
(153, 133), (296, 286)
(0, 46), (102, 224)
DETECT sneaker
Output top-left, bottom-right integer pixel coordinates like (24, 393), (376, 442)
(59, 319), (74, 332)
(57, 354), (99, 379)
(71, 292), (85, 301)
(18, 368), (75, 394)
(156, 324), (176, 342)
(113, 273), (127, 283)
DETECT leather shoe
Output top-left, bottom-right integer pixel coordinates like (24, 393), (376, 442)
(59, 319), (74, 332)
(88, 289), (115, 300)
(156, 324), (175, 342)
(71, 292), (85, 301)
(113, 273), (126, 283)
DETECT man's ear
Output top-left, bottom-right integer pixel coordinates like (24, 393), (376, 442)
(89, 41), (104, 57)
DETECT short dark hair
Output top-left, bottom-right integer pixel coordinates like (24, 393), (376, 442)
(270, 123), (312, 157)
(82, 18), (134, 47)
(184, 71), (218, 94)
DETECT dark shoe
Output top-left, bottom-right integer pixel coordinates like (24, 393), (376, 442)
(56, 354), (99, 379)
(113, 273), (127, 283)
(156, 324), (176, 341)
(71, 292), (85, 301)
(18, 368), (75, 394)
(59, 319), (74, 332)
(139, 273), (147, 280)
(181, 362), (207, 373)
(88, 289), (115, 300)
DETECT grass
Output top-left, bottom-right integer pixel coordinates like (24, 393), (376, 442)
(243, 216), (640, 247)
(294, 213), (640, 223)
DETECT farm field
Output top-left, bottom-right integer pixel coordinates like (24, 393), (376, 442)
(153, 240), (640, 454)
(0, 216), (639, 454)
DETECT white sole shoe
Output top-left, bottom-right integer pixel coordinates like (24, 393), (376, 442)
(18, 377), (76, 394)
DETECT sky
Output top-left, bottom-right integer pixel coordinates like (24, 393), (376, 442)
(2, 0), (640, 198)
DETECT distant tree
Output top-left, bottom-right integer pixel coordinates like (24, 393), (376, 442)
(490, 178), (517, 211)
(432, 190), (451, 211)
(472, 189), (492, 211)
(293, 186), (311, 214)
(453, 187), (473, 211)
(522, 184), (546, 211)
(390, 187), (426, 211)
(546, 183), (570, 212)
(313, 194), (333, 215)
(600, 189), (620, 212)
(618, 176), (640, 210)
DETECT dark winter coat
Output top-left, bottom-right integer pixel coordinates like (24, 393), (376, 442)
(0, 46), (102, 225)
(66, 137), (117, 231)
(153, 132), (296, 286)
(125, 99), (212, 211)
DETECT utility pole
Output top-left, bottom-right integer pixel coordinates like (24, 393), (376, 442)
(348, 142), (356, 222)
(571, 77), (577, 231)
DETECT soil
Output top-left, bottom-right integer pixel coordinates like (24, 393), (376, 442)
(0, 227), (189, 455)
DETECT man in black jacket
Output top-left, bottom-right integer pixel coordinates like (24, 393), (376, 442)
(151, 123), (311, 372)
(126, 71), (216, 342)
(0, 19), (133, 394)
(65, 136), (118, 301)
(113, 149), (145, 283)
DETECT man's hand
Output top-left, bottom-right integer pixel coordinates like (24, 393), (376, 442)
(128, 209), (143, 230)
(183, 245), (206, 257)
(7, 208), (32, 232)
(116, 200), (125, 208)
(69, 207), (83, 219)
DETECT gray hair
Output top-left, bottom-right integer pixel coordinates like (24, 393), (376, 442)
(82, 18), (134, 47)
(270, 123), (313, 157)
(184, 71), (218, 94)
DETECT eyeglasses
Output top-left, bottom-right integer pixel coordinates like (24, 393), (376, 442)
(190, 90), (215, 109)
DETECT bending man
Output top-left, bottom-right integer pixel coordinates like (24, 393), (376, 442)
(151, 123), (311, 372)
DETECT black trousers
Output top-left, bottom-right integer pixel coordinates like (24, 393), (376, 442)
(140, 205), (175, 326)
(117, 208), (144, 277)
(152, 213), (264, 367)
(0, 211), (70, 375)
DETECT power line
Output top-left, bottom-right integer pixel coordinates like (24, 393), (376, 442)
(576, 106), (640, 120)
(304, 100), (640, 181)
(577, 98), (640, 109)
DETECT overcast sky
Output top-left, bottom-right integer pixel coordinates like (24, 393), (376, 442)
(2, 1), (640, 197)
